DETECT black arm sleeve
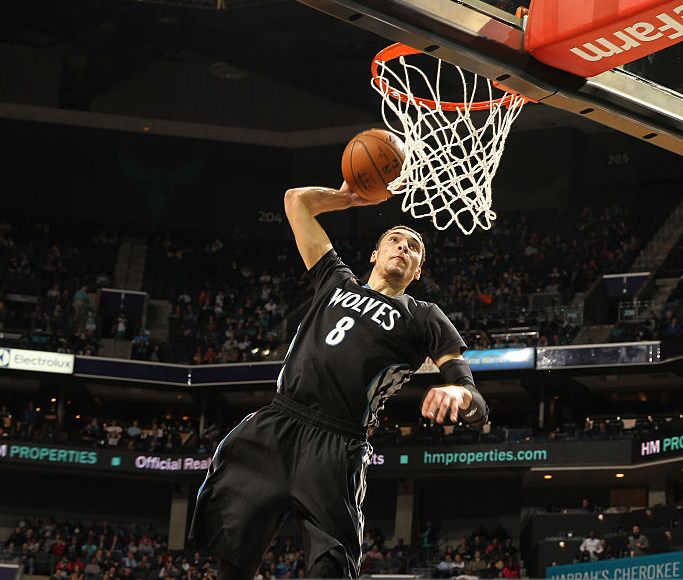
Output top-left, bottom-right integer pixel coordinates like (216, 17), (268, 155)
(439, 358), (489, 428)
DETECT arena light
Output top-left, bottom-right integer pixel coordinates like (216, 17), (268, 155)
(544, 474), (553, 480)
(51, 398), (56, 403)
(615, 473), (625, 478)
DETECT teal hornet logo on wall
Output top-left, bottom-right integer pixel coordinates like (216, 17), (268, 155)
(117, 150), (204, 223)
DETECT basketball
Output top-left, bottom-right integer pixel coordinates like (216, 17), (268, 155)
(341, 128), (405, 201)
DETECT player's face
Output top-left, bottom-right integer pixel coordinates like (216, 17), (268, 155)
(371, 228), (422, 283)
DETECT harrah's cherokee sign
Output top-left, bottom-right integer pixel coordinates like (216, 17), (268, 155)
(0, 348), (74, 374)
(525, 1), (683, 77)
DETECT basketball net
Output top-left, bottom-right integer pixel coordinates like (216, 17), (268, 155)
(371, 44), (530, 234)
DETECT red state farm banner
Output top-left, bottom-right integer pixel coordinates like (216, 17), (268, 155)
(524, 0), (683, 77)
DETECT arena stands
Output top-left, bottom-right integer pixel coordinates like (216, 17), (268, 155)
(2, 186), (681, 367)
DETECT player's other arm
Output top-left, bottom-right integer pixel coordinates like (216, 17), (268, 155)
(284, 182), (382, 270)
(420, 352), (489, 426)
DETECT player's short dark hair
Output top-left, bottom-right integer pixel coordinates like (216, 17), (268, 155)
(376, 225), (426, 266)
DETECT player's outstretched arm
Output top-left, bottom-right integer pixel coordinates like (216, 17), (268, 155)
(420, 352), (489, 426)
(284, 182), (382, 270)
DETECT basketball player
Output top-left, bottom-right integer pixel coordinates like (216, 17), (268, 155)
(189, 182), (488, 579)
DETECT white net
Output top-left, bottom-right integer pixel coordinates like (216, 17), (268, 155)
(372, 50), (528, 234)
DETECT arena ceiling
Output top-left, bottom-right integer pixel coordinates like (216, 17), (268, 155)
(1, 0), (604, 137)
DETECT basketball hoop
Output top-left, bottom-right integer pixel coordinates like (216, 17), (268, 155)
(371, 43), (534, 234)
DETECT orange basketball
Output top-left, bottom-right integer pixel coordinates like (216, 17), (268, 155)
(341, 128), (405, 201)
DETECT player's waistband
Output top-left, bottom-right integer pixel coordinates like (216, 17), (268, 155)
(272, 393), (367, 440)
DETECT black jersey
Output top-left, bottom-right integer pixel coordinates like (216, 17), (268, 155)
(277, 249), (466, 428)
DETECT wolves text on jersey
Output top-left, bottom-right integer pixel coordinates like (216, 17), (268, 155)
(327, 288), (401, 331)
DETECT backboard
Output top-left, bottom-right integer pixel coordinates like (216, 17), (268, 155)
(296, 0), (683, 156)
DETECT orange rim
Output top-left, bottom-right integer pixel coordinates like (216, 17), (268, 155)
(371, 43), (534, 111)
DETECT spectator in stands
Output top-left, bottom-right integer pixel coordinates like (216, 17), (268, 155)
(433, 554), (455, 578)
(81, 418), (102, 444)
(115, 314), (128, 340)
(18, 401), (38, 439)
(470, 534), (486, 555)
(203, 346), (217, 365)
(502, 557), (519, 578)
(41, 403), (59, 441)
(363, 544), (384, 569)
(418, 520), (435, 565)
(122, 551), (138, 569)
(138, 534), (154, 558)
(71, 286), (89, 327)
(0, 405), (12, 436)
(84, 556), (101, 579)
(105, 420), (123, 447)
(49, 533), (66, 558)
(579, 498), (594, 512)
(488, 553), (504, 576)
(579, 530), (603, 561)
(454, 535), (471, 560)
(627, 526), (649, 557)
(467, 550), (487, 577)
(664, 316), (680, 338)
(485, 536), (503, 559)
(127, 420), (142, 442)
(452, 553), (466, 576)
(644, 311), (660, 339)
(608, 321), (624, 342)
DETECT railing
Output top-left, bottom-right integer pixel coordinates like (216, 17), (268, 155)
(618, 300), (662, 322)
(465, 298), (583, 333)
(1, 552), (57, 576)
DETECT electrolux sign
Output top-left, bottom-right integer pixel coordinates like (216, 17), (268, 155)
(0, 348), (74, 374)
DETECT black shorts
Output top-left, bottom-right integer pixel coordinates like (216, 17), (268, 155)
(188, 394), (370, 577)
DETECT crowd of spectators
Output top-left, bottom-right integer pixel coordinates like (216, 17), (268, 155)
(356, 521), (522, 579)
(0, 515), (213, 580)
(4, 393), (679, 458)
(607, 307), (682, 344)
(0, 217), (120, 356)
(0, 402), (214, 455)
(133, 230), (374, 365)
(0, 515), (523, 580)
(129, 197), (680, 364)
(1, 190), (681, 365)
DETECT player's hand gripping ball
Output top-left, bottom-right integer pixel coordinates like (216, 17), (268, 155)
(341, 128), (405, 201)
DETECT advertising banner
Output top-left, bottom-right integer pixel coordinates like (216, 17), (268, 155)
(416, 347), (535, 374)
(369, 439), (631, 471)
(632, 432), (683, 463)
(0, 347), (74, 374)
(0, 438), (634, 476)
(0, 441), (210, 476)
(546, 550), (683, 579)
